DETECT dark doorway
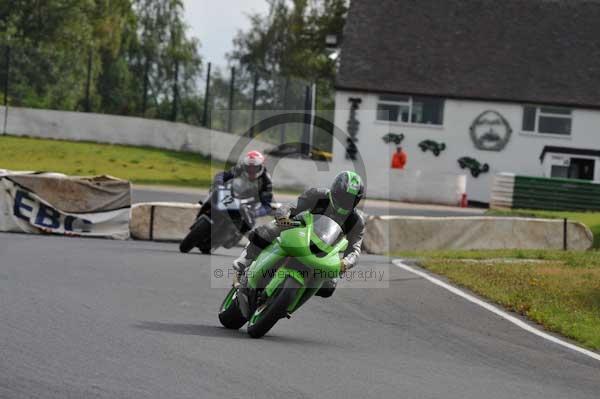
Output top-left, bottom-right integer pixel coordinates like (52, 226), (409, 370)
(569, 158), (595, 180)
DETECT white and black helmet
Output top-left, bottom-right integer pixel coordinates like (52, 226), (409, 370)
(241, 150), (266, 180)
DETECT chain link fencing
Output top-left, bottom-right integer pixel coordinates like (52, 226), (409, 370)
(0, 43), (334, 155)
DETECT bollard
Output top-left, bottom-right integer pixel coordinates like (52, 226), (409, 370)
(563, 218), (568, 251)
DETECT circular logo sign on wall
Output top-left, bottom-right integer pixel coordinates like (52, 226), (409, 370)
(469, 110), (513, 151)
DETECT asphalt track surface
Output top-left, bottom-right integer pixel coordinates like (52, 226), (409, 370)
(132, 186), (485, 217)
(1, 232), (598, 398)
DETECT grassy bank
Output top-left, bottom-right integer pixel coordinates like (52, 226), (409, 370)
(395, 249), (600, 350)
(487, 209), (600, 249)
(0, 135), (222, 187)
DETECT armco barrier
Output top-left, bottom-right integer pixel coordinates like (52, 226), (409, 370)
(514, 175), (600, 211)
(363, 216), (593, 254)
(491, 172), (600, 211)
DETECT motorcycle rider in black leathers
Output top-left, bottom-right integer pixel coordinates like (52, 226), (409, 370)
(214, 151), (273, 225)
(232, 171), (366, 297)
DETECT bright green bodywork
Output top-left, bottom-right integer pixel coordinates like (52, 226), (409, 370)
(246, 212), (347, 314)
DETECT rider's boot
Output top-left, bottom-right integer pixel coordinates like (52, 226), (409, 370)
(315, 278), (338, 298)
(232, 236), (270, 288)
(232, 248), (252, 288)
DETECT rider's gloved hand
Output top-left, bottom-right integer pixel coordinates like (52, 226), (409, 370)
(276, 219), (297, 227)
(274, 207), (290, 220)
(274, 206), (291, 221)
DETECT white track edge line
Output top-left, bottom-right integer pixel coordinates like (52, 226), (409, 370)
(392, 259), (600, 363)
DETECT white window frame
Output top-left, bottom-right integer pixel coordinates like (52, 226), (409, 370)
(523, 106), (573, 136)
(376, 97), (411, 123)
(376, 95), (444, 126)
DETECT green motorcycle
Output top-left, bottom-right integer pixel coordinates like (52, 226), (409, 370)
(218, 212), (348, 338)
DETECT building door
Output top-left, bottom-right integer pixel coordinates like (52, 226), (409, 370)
(569, 158), (595, 180)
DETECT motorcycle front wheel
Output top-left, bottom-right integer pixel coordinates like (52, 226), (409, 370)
(247, 277), (302, 339)
(179, 217), (211, 253)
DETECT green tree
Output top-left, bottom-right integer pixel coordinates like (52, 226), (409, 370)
(0, 0), (201, 122)
(92, 0), (139, 114)
(230, 0), (347, 83)
(228, 0), (348, 149)
(133, 0), (201, 120)
(0, 0), (97, 109)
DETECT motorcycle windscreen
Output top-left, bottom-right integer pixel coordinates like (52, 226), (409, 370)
(311, 215), (343, 251)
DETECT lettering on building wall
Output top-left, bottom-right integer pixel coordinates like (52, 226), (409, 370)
(346, 98), (362, 160)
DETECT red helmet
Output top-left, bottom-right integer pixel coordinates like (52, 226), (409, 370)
(241, 150), (265, 180)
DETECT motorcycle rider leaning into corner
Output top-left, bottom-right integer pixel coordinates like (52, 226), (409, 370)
(214, 150), (273, 230)
(232, 171), (366, 298)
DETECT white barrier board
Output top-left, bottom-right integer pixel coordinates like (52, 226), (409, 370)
(0, 174), (130, 240)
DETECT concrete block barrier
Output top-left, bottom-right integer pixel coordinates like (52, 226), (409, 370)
(130, 202), (276, 246)
(130, 202), (200, 241)
(363, 216), (593, 254)
(4, 106), (274, 164)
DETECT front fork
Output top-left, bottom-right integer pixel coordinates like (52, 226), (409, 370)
(264, 266), (314, 314)
(238, 265), (308, 319)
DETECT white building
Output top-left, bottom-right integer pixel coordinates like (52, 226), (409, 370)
(332, 0), (600, 204)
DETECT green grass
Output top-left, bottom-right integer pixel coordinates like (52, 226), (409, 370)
(487, 209), (600, 249)
(394, 249), (600, 350)
(0, 135), (223, 187)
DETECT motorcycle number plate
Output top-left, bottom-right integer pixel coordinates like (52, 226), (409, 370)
(217, 189), (241, 211)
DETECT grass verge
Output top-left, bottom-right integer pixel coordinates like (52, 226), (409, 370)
(0, 135), (223, 187)
(394, 249), (600, 350)
(487, 209), (600, 249)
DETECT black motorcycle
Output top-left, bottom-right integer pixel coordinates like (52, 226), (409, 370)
(179, 178), (266, 254)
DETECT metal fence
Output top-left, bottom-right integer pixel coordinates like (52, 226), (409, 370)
(0, 43), (334, 152)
